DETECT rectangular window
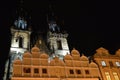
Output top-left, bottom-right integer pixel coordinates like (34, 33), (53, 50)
(69, 69), (74, 74)
(42, 68), (47, 74)
(23, 68), (31, 73)
(105, 72), (111, 80)
(76, 70), (81, 74)
(85, 70), (89, 74)
(113, 72), (119, 80)
(109, 61), (114, 67)
(101, 61), (106, 66)
(34, 68), (39, 73)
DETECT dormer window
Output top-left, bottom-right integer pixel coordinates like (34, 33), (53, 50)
(101, 61), (106, 66)
(116, 62), (120, 67)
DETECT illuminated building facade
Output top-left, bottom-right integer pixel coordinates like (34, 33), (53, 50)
(3, 11), (101, 79)
(3, 2), (120, 80)
(93, 47), (120, 80)
(3, 3), (70, 80)
(11, 46), (101, 80)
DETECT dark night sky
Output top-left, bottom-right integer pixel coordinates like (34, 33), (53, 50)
(0, 0), (120, 79)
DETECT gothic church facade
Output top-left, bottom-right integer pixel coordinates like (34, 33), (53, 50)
(3, 3), (120, 80)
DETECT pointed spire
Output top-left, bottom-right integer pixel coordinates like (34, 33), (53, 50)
(47, 4), (57, 32)
(46, 14), (49, 23)
(47, 4), (56, 22)
(13, 0), (31, 30)
(19, 0), (24, 17)
(15, 0), (27, 18)
(48, 4), (54, 16)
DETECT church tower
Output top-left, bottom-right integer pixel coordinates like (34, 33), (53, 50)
(3, 1), (31, 80)
(47, 5), (70, 60)
(10, 16), (31, 54)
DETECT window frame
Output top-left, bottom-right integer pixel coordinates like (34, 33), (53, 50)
(69, 69), (74, 74)
(42, 68), (47, 74)
(23, 67), (31, 73)
(34, 68), (39, 73)
(76, 69), (81, 74)
(116, 61), (120, 67)
(85, 70), (90, 74)
(57, 40), (62, 50)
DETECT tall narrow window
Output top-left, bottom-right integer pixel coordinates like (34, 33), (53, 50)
(105, 72), (111, 80)
(113, 72), (119, 80)
(19, 36), (23, 48)
(101, 61), (106, 66)
(57, 40), (62, 50)
(109, 61), (114, 67)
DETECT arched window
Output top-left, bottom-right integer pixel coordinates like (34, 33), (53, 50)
(19, 36), (23, 48)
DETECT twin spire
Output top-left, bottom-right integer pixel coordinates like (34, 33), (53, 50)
(13, 0), (28, 30)
(13, 1), (61, 32)
(47, 5), (61, 32)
